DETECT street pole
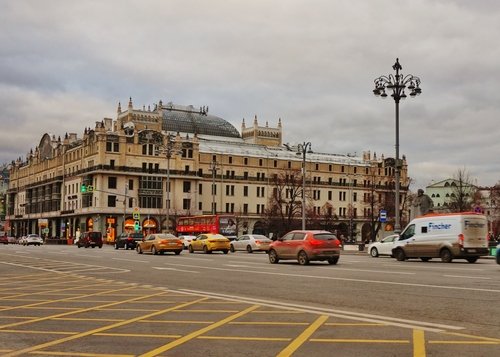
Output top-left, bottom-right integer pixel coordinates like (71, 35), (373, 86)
(210, 160), (219, 215)
(373, 58), (421, 233)
(297, 142), (312, 230)
(123, 183), (128, 233)
(166, 149), (171, 233)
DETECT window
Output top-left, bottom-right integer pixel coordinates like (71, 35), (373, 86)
(108, 195), (117, 207)
(108, 177), (117, 189)
(243, 204), (248, 214)
(183, 181), (191, 193)
(243, 186), (248, 197)
(110, 159), (115, 169)
(328, 191), (332, 200)
(128, 179), (134, 190)
(244, 172), (248, 180)
(288, 161), (291, 169)
(229, 156), (233, 164)
(183, 199), (191, 210)
(244, 158), (248, 165)
(199, 184), (203, 195)
(274, 160), (277, 168)
(259, 159), (263, 166)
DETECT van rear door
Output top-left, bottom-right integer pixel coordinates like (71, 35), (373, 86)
(461, 215), (488, 250)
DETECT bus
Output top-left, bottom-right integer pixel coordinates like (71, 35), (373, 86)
(176, 214), (237, 238)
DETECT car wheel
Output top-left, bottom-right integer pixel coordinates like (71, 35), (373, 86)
(137, 245), (143, 254)
(268, 249), (279, 264)
(222, 250), (228, 254)
(175, 250), (181, 255)
(188, 245), (194, 253)
(394, 248), (406, 261)
(152, 246), (157, 255)
(297, 251), (309, 265)
(91, 245), (96, 248)
(440, 248), (453, 263)
(246, 245), (253, 253)
(115, 243), (119, 250)
(203, 245), (209, 254)
(421, 257), (431, 262)
(466, 257), (478, 263)
(77, 243), (81, 249)
(230, 244), (235, 252)
(328, 257), (339, 265)
(370, 248), (379, 257)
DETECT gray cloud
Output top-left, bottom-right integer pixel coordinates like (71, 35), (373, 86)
(1, 0), (499, 186)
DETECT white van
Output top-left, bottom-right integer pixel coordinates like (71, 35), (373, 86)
(392, 212), (489, 263)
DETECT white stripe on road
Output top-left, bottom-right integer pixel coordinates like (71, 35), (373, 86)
(153, 267), (199, 273)
(443, 275), (491, 280)
(178, 288), (463, 333)
(112, 257), (150, 263)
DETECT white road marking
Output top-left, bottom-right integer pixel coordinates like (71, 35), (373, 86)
(178, 288), (463, 333)
(153, 267), (199, 273)
(162, 262), (500, 293)
(443, 275), (491, 280)
(112, 257), (149, 263)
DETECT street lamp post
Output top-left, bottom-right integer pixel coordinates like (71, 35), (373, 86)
(209, 160), (220, 215)
(123, 183), (128, 233)
(296, 142), (312, 230)
(373, 58), (421, 233)
(157, 134), (181, 233)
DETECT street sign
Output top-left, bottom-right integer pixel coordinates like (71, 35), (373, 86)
(379, 210), (387, 222)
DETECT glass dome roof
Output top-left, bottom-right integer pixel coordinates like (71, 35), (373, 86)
(162, 105), (240, 138)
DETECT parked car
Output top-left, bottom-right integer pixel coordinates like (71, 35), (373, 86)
(115, 232), (144, 250)
(230, 234), (272, 253)
(23, 234), (44, 246)
(7, 236), (17, 244)
(367, 234), (399, 258)
(17, 236), (27, 245)
(77, 231), (103, 248)
(136, 233), (183, 255)
(268, 230), (341, 265)
(188, 233), (230, 254)
(178, 235), (197, 249)
(496, 242), (500, 265)
(0, 236), (8, 244)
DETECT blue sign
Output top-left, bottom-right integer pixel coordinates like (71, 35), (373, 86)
(379, 210), (387, 223)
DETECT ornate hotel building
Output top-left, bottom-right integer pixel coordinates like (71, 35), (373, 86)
(6, 98), (409, 242)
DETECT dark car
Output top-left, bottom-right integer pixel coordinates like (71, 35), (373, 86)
(77, 231), (103, 248)
(115, 232), (144, 250)
(0, 236), (8, 244)
(496, 243), (500, 265)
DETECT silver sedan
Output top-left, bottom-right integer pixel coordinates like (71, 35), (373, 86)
(230, 234), (272, 253)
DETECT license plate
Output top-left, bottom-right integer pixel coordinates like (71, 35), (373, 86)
(468, 249), (476, 253)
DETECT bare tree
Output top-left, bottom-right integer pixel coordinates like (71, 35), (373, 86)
(489, 183), (500, 237)
(263, 169), (307, 237)
(448, 168), (477, 212)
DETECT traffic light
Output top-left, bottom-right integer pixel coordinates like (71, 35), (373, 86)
(134, 220), (141, 231)
(81, 184), (87, 193)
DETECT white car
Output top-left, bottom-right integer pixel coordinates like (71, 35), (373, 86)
(178, 235), (197, 249)
(367, 234), (399, 257)
(230, 234), (272, 253)
(23, 234), (44, 246)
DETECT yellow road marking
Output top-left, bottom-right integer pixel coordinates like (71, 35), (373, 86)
(413, 329), (426, 357)
(139, 305), (260, 357)
(173, 309), (239, 313)
(198, 335), (291, 341)
(253, 310), (305, 314)
(28, 351), (134, 357)
(325, 322), (386, 326)
(140, 320), (214, 324)
(1, 296), (207, 357)
(95, 333), (182, 338)
(311, 338), (410, 343)
(0, 286), (163, 330)
(429, 341), (500, 345)
(229, 321), (309, 326)
(277, 315), (328, 357)
(53, 317), (125, 322)
(0, 329), (75, 335)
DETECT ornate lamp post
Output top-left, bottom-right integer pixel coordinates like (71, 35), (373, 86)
(157, 134), (181, 233)
(373, 58), (422, 233)
(209, 160), (220, 215)
(296, 142), (313, 230)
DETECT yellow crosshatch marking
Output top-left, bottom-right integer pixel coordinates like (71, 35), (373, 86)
(1, 264), (499, 357)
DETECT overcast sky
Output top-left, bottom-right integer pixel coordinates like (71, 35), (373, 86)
(1, 0), (499, 188)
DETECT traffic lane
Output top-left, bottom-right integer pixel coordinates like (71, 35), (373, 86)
(3, 247), (500, 336)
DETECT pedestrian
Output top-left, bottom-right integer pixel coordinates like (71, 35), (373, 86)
(75, 228), (81, 245)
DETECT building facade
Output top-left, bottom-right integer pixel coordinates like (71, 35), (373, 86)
(6, 98), (409, 242)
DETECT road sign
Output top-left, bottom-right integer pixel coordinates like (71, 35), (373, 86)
(379, 210), (387, 222)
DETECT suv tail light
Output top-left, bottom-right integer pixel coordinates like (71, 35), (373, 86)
(309, 238), (324, 247)
(458, 234), (464, 249)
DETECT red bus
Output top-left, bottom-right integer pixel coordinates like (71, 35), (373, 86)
(176, 214), (237, 237)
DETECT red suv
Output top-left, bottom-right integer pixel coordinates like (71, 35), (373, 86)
(268, 230), (341, 265)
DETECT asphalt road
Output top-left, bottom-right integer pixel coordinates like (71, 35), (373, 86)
(0, 243), (499, 357)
